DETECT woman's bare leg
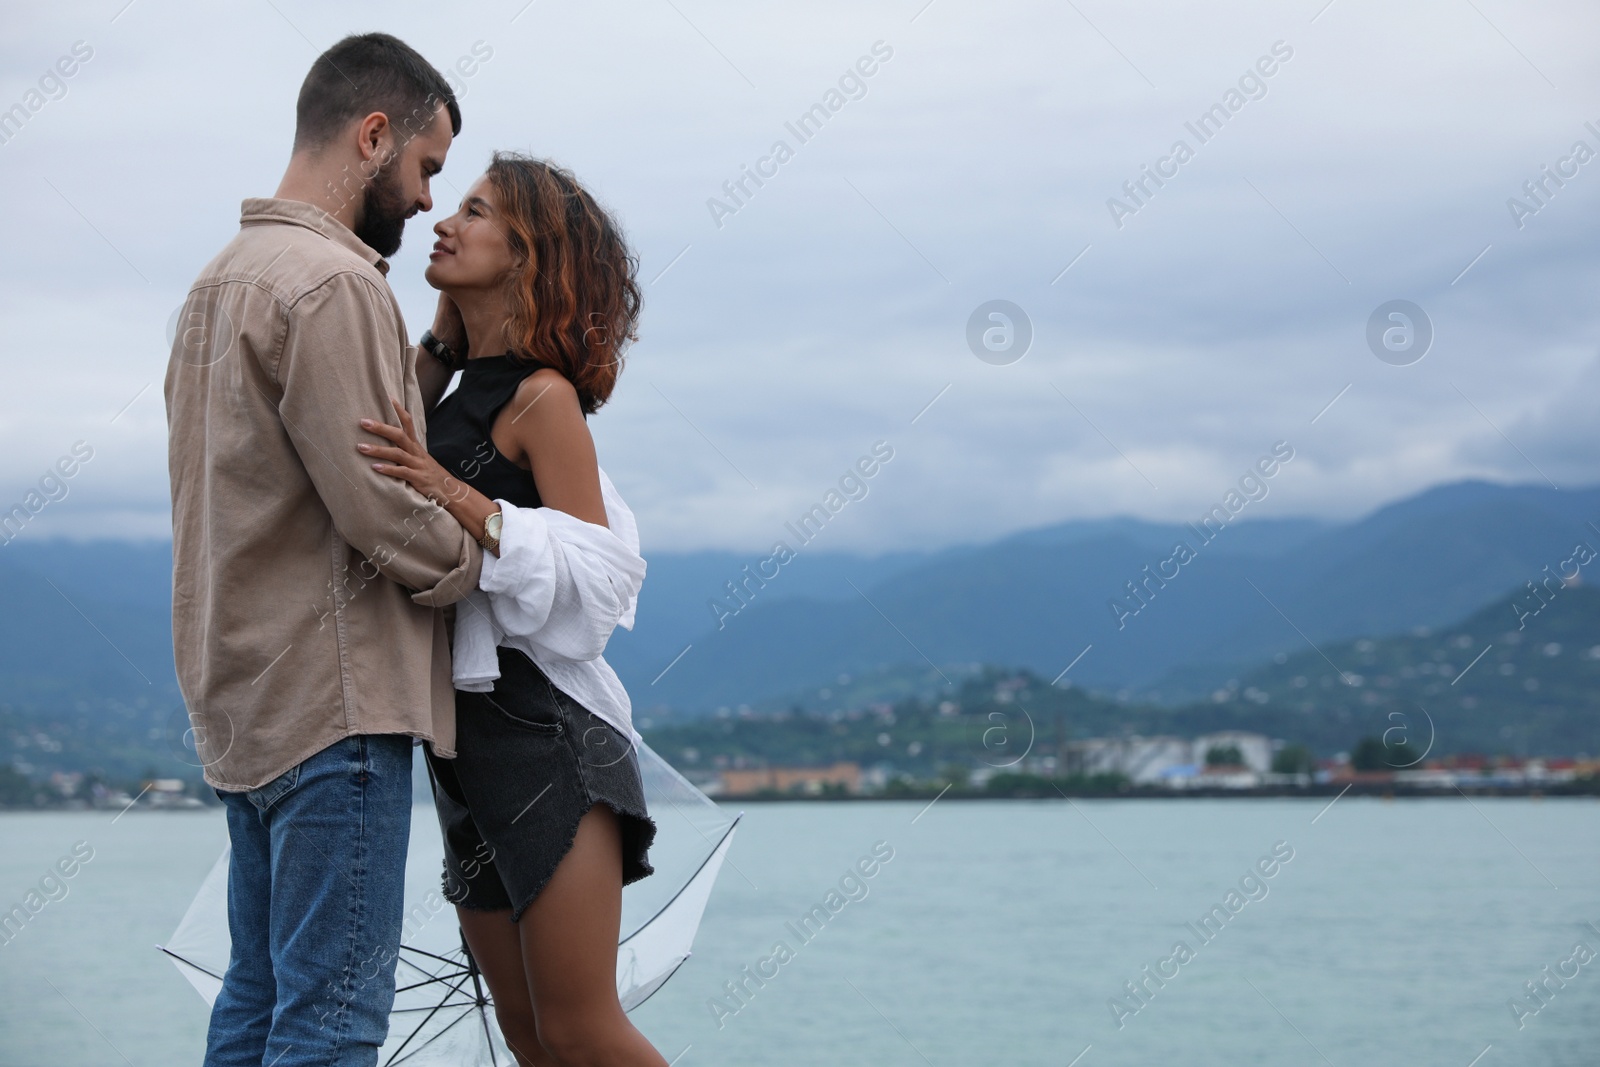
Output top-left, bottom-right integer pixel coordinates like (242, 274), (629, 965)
(520, 804), (668, 1067)
(456, 906), (556, 1067)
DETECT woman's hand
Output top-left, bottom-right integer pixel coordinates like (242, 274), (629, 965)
(358, 398), (503, 548)
(358, 398), (462, 506)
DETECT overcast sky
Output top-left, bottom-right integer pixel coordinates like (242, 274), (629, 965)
(2, 0), (1597, 553)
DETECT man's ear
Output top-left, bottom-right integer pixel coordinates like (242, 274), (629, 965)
(355, 111), (395, 168)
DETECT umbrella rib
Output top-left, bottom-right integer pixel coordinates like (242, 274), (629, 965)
(157, 947), (225, 982)
(394, 946), (470, 986)
(620, 814), (741, 947)
(400, 943), (468, 967)
(396, 969), (469, 994)
(468, 959), (503, 1066)
(382, 1004), (476, 1062)
(391, 999), (480, 1012)
(623, 952), (693, 1014)
(382, 969), (479, 1066)
(477, 993), (502, 1067)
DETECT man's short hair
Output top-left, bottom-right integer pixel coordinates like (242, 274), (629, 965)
(293, 32), (461, 153)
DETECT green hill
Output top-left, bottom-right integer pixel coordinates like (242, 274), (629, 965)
(1191, 581), (1600, 758)
(642, 583), (1600, 779)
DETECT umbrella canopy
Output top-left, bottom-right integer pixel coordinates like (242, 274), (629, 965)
(162, 739), (738, 1065)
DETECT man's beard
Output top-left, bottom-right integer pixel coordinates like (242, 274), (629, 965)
(353, 164), (411, 258)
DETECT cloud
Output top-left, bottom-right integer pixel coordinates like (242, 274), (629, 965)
(1, 0), (1597, 550)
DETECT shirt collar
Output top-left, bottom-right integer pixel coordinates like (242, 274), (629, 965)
(239, 197), (390, 276)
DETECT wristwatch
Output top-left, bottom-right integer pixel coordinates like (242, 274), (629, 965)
(420, 329), (464, 371)
(479, 509), (503, 556)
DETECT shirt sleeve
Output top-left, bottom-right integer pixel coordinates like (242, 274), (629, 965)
(276, 270), (482, 606)
(478, 495), (647, 662)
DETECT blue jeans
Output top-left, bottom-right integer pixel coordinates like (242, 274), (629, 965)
(204, 734), (413, 1067)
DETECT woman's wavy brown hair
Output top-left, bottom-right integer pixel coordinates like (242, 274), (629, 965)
(487, 152), (641, 414)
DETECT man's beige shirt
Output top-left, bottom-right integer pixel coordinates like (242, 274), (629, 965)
(165, 197), (482, 792)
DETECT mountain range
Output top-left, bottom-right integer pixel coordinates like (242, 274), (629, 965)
(2, 478), (1597, 780)
(606, 582), (1600, 783)
(608, 478), (1600, 712)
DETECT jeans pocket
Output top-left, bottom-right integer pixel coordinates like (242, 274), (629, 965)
(481, 688), (565, 734)
(477, 649), (566, 734)
(246, 761), (302, 811)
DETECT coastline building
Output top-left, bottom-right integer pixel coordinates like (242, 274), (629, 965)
(1064, 736), (1192, 784)
(1061, 732), (1275, 788)
(719, 762), (861, 796)
(1190, 731), (1273, 773)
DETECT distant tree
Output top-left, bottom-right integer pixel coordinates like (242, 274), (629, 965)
(1385, 739), (1423, 768)
(1271, 744), (1314, 775)
(1349, 736), (1419, 771)
(938, 763), (970, 787)
(0, 767), (39, 807)
(983, 771), (1128, 796)
(1205, 744), (1245, 766)
(883, 775), (922, 797)
(1349, 737), (1386, 771)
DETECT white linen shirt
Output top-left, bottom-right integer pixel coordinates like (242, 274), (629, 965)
(451, 467), (646, 743)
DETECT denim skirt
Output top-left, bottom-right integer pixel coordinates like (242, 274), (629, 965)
(425, 646), (655, 921)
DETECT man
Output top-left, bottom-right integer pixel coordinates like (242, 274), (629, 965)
(165, 33), (482, 1067)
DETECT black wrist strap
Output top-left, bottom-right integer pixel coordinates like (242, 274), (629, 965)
(420, 330), (463, 371)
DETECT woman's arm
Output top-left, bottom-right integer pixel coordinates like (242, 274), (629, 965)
(472, 371), (635, 661)
(360, 373), (644, 662)
(415, 346), (454, 413)
(416, 293), (469, 412)
(361, 366), (603, 541)
(476, 498), (645, 661)
(493, 369), (608, 528)
(358, 399), (500, 546)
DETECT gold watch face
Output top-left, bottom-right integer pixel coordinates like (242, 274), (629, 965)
(485, 511), (503, 538)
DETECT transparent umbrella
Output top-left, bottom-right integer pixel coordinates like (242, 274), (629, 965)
(160, 739), (739, 1065)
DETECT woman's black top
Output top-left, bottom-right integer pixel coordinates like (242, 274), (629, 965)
(426, 354), (553, 510)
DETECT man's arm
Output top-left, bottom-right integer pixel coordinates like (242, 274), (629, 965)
(276, 270), (481, 606)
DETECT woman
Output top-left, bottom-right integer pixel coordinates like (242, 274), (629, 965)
(354, 152), (666, 1067)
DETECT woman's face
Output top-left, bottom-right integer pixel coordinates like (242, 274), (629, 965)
(425, 174), (520, 293)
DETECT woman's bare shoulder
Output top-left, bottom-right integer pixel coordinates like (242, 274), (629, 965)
(506, 366), (582, 423)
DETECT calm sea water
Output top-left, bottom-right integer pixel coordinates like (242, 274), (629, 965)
(1, 797), (1596, 1066)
